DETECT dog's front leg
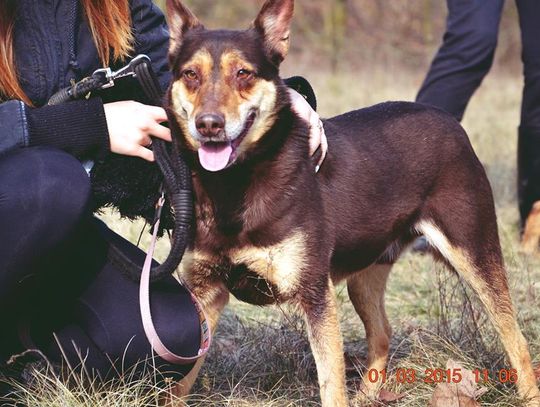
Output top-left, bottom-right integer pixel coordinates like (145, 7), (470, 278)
(167, 283), (229, 405)
(301, 278), (347, 407)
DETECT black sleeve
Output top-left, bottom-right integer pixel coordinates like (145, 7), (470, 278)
(130, 0), (172, 95)
(0, 100), (29, 156)
(283, 76), (317, 111)
(26, 97), (110, 160)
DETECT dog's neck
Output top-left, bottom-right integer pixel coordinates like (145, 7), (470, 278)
(189, 106), (311, 240)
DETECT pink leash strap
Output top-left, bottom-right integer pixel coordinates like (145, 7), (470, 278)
(139, 193), (211, 364)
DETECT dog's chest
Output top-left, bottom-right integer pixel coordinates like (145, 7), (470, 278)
(180, 231), (307, 305)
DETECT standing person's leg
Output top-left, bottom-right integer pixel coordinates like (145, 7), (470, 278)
(413, 0), (504, 253)
(516, 0), (540, 229)
(416, 0), (505, 121)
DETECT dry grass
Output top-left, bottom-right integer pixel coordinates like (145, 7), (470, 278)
(4, 66), (540, 406)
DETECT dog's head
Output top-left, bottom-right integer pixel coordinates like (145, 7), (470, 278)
(166, 0), (294, 172)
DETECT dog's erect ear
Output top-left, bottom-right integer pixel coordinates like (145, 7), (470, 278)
(166, 0), (203, 57)
(253, 0), (294, 66)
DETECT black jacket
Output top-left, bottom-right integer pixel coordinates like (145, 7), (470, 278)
(0, 0), (171, 160)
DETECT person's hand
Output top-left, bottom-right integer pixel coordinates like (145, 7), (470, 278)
(288, 88), (328, 172)
(104, 101), (172, 162)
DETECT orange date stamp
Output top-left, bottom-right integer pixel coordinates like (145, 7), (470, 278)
(366, 368), (518, 384)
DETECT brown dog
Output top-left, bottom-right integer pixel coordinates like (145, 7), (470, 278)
(163, 0), (540, 405)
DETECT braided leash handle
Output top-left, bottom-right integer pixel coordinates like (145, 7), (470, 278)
(132, 59), (212, 363)
(48, 76), (106, 105)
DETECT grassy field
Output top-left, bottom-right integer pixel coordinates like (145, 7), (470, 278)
(5, 66), (540, 406)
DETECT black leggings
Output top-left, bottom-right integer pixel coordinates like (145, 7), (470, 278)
(0, 147), (199, 379)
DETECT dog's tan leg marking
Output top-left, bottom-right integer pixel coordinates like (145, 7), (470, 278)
(521, 201), (540, 254)
(347, 264), (392, 400)
(418, 221), (540, 406)
(229, 230), (307, 295)
(302, 279), (347, 407)
(168, 283), (230, 403)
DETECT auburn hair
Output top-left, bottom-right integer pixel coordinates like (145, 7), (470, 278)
(0, 0), (134, 105)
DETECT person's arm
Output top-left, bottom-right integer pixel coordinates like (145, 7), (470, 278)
(0, 98), (108, 160)
(0, 97), (171, 162)
(25, 0), (172, 161)
(0, 100), (28, 154)
(283, 77), (328, 170)
(288, 88), (327, 171)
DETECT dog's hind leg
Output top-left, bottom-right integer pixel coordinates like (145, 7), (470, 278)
(416, 216), (540, 406)
(347, 264), (392, 400)
(300, 278), (347, 407)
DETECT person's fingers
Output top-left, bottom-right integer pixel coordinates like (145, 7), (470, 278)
(308, 114), (321, 156)
(149, 122), (172, 142)
(143, 135), (153, 147)
(316, 123), (328, 172)
(135, 146), (155, 162)
(146, 106), (169, 123)
(308, 113), (328, 172)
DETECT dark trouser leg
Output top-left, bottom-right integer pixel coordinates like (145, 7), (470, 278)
(33, 220), (200, 380)
(0, 147), (93, 299)
(0, 147), (94, 359)
(416, 0), (504, 121)
(0, 147), (199, 380)
(516, 0), (540, 225)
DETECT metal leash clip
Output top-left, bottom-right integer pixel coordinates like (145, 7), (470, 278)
(48, 54), (152, 105)
(92, 54), (151, 89)
(152, 186), (166, 228)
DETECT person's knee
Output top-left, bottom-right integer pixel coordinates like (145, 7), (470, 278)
(445, 0), (501, 58)
(73, 259), (202, 380)
(467, 26), (498, 54)
(0, 147), (92, 228)
(446, 25), (498, 64)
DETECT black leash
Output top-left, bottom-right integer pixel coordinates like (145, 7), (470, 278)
(49, 55), (150, 105)
(48, 55), (192, 282)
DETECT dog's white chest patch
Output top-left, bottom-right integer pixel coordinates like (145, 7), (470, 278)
(228, 231), (307, 294)
(179, 231), (307, 297)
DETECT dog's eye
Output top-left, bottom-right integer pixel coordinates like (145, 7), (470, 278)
(183, 70), (198, 81)
(237, 69), (252, 80)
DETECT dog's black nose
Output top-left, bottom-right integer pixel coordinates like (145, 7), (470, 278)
(196, 114), (225, 138)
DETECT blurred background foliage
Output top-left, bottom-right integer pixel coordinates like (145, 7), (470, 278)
(153, 0), (522, 74)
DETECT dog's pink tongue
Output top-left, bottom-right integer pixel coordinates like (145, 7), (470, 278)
(198, 143), (233, 172)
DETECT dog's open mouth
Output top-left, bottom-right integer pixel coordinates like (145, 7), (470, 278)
(198, 111), (257, 172)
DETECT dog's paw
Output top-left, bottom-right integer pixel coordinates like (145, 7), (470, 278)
(352, 381), (405, 406)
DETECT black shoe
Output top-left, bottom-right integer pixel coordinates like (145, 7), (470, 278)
(517, 126), (540, 228)
(412, 236), (430, 254)
(0, 350), (50, 406)
(1, 361), (21, 404)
